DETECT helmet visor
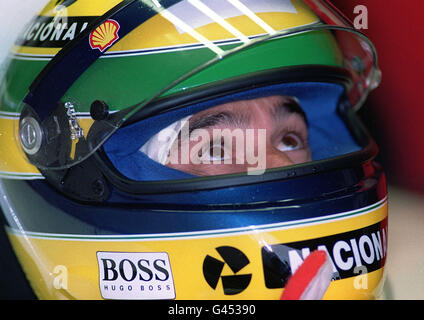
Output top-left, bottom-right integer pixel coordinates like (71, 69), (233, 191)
(14, 0), (380, 171)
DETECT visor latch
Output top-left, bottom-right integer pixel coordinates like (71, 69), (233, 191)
(64, 102), (84, 140)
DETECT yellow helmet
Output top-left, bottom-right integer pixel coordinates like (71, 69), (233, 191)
(0, 0), (386, 300)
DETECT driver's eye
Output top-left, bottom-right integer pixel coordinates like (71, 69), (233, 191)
(277, 132), (304, 152)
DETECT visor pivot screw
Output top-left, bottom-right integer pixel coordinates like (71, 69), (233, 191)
(20, 117), (43, 155)
(90, 100), (110, 121)
(92, 179), (105, 197)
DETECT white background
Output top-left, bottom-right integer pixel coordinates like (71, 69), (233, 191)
(0, 0), (49, 64)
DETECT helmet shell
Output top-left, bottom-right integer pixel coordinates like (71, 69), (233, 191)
(0, 0), (387, 300)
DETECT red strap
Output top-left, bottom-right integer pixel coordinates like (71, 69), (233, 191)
(280, 250), (328, 300)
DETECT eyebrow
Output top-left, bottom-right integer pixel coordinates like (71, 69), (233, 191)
(188, 97), (308, 135)
(188, 110), (250, 134)
(272, 97), (308, 126)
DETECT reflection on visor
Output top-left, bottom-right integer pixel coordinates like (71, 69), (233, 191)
(13, 0), (379, 172)
(103, 82), (362, 181)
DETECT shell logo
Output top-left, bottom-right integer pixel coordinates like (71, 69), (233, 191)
(89, 19), (120, 52)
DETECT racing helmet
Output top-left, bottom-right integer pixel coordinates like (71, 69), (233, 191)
(0, 0), (388, 300)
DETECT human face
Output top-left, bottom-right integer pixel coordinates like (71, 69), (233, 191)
(166, 95), (312, 176)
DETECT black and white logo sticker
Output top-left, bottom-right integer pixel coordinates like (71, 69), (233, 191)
(202, 246), (252, 295)
(97, 252), (175, 300)
(261, 218), (388, 288)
